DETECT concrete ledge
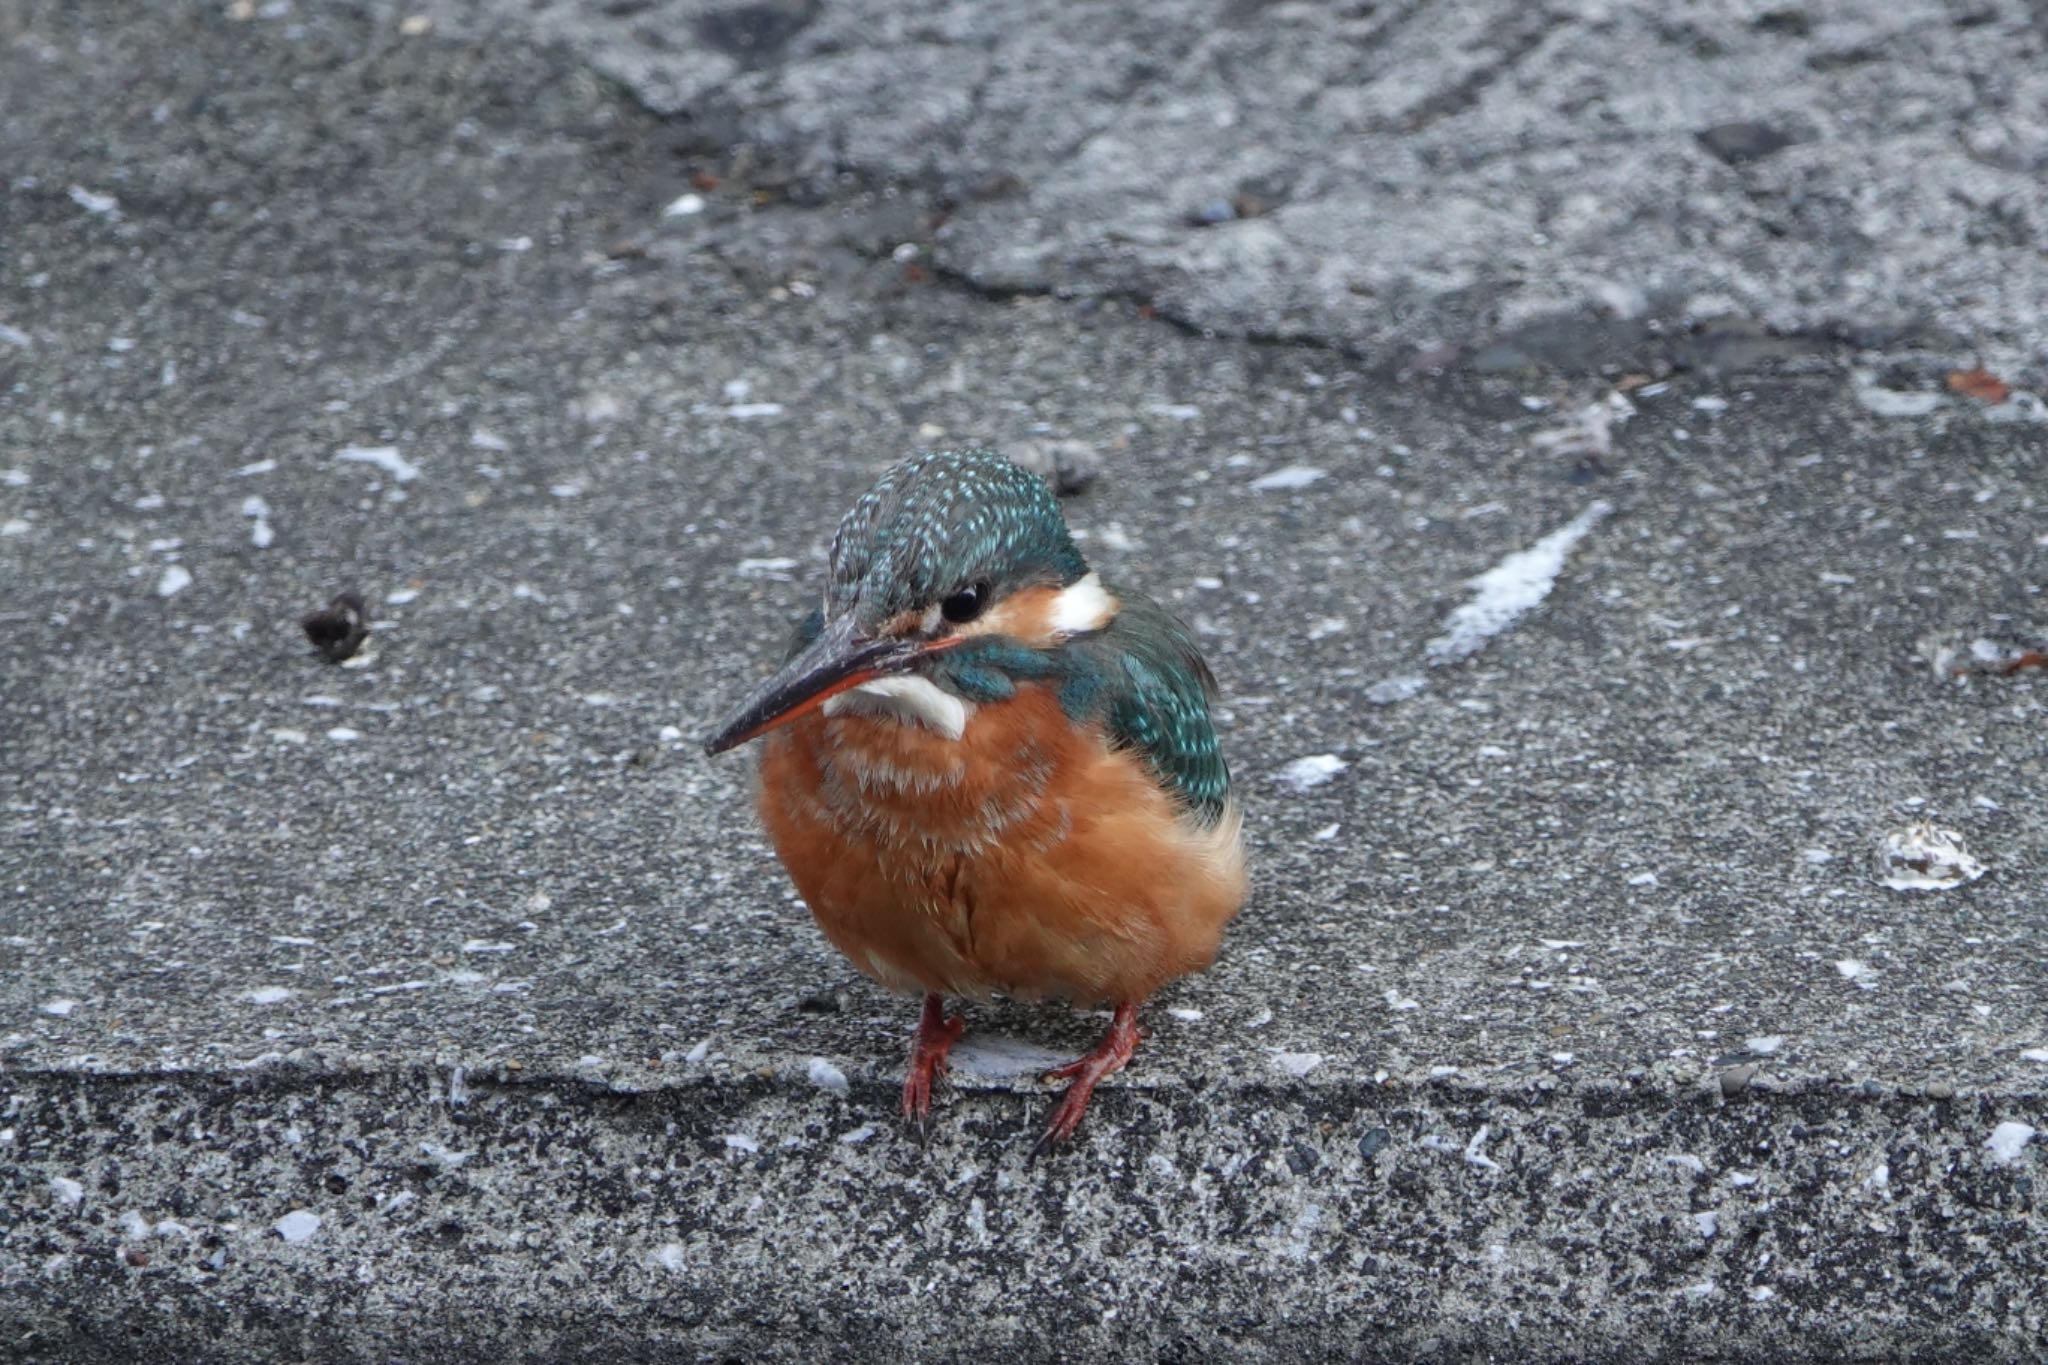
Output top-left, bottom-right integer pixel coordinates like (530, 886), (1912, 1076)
(6, 1065), (2041, 1362)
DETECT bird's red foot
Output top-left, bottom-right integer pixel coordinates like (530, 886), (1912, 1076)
(1036, 1001), (1143, 1153)
(902, 993), (966, 1122)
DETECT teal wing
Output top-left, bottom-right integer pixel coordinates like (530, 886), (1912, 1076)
(1063, 592), (1231, 823)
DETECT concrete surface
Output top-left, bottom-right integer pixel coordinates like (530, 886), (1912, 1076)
(421, 0), (2048, 379)
(2, 1), (2044, 1360)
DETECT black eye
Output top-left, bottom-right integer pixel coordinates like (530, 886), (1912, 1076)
(940, 581), (990, 625)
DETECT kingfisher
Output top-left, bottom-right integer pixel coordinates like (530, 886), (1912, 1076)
(704, 448), (1246, 1149)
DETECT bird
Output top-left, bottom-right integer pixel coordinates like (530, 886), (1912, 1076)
(703, 448), (1246, 1149)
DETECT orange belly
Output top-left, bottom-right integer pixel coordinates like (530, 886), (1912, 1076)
(756, 683), (1246, 1004)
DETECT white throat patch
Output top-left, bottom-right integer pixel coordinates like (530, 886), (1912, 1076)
(822, 674), (973, 739)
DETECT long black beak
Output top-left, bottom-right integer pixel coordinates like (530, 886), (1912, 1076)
(702, 613), (944, 755)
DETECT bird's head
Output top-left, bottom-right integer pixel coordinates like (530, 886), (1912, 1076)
(704, 449), (1117, 754)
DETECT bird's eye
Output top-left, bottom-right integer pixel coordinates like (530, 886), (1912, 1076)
(940, 581), (990, 625)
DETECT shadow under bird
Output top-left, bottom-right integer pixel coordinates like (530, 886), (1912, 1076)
(704, 449), (1246, 1148)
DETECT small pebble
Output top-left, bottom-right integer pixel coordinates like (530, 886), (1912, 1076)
(302, 590), (370, 663)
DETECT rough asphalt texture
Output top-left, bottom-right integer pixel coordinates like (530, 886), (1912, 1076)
(439, 0), (2048, 380)
(2, 2), (2043, 1361)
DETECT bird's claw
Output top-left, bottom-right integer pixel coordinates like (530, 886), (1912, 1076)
(1029, 1001), (1143, 1154)
(900, 994), (965, 1128)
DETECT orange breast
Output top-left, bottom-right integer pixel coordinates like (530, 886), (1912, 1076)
(755, 683), (1246, 1004)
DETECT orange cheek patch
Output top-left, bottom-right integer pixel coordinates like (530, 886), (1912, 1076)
(962, 584), (1064, 647)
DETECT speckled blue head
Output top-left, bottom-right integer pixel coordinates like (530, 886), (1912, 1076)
(827, 449), (1088, 629)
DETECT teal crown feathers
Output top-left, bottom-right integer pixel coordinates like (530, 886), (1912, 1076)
(827, 449), (1088, 628)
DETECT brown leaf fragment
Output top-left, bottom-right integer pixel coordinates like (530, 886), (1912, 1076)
(1946, 368), (2010, 403)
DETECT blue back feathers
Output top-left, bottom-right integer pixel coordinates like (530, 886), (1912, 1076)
(1065, 596), (1231, 822)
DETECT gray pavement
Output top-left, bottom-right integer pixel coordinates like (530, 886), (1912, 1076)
(429, 0), (2048, 380)
(2, 2), (2045, 1360)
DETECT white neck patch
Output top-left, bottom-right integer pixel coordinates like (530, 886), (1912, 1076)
(822, 674), (973, 740)
(1047, 571), (1118, 636)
